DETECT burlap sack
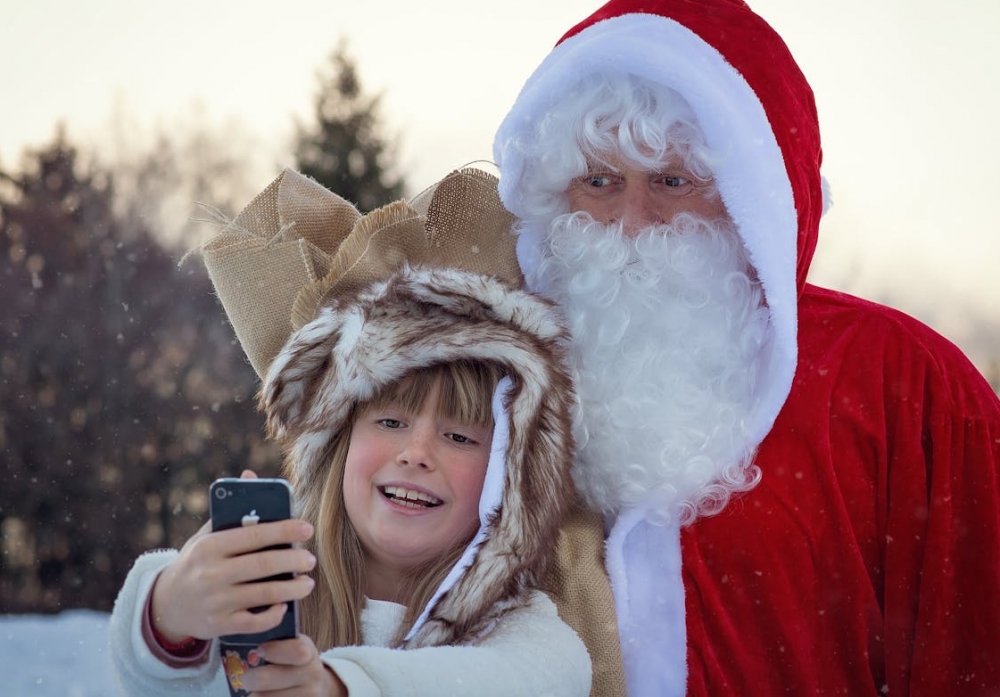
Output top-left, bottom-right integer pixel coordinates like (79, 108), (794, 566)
(550, 504), (629, 697)
(199, 167), (521, 378)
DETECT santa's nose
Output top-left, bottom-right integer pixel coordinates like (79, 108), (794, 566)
(619, 184), (665, 236)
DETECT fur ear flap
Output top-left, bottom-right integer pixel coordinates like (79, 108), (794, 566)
(259, 308), (342, 440)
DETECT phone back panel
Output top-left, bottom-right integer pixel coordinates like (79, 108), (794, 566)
(208, 478), (298, 649)
(209, 478), (292, 531)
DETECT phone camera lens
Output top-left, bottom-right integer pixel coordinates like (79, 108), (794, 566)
(214, 487), (228, 500)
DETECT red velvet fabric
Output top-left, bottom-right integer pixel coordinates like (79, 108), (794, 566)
(683, 284), (1000, 696)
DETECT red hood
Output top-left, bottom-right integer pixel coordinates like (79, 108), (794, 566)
(560, 0), (824, 293)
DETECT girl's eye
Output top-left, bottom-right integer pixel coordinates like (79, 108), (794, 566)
(447, 432), (476, 445)
(378, 418), (403, 429)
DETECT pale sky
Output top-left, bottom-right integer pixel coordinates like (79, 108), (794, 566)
(2, 0), (998, 366)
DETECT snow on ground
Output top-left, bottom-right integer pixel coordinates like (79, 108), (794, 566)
(0, 611), (117, 697)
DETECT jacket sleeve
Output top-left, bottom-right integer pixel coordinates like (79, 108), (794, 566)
(800, 291), (1000, 695)
(108, 549), (227, 697)
(321, 591), (592, 697)
(881, 343), (1000, 695)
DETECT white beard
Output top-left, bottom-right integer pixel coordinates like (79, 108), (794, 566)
(523, 212), (770, 524)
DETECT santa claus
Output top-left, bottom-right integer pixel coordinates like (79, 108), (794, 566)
(493, 1), (1000, 696)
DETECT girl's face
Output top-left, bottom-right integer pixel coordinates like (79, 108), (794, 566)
(343, 379), (492, 592)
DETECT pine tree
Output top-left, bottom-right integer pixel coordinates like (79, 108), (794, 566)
(0, 134), (159, 611)
(0, 132), (275, 612)
(294, 41), (406, 212)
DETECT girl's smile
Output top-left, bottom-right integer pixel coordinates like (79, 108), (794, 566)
(377, 483), (443, 509)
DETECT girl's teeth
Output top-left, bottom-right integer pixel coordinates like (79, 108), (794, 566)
(382, 486), (442, 507)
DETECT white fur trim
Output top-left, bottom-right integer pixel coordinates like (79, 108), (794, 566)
(606, 506), (686, 696)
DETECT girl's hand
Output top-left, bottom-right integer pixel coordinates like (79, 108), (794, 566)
(241, 635), (347, 697)
(150, 472), (317, 643)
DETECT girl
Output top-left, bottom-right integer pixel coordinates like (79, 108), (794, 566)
(108, 169), (591, 696)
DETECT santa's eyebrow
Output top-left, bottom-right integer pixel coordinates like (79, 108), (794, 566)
(582, 156), (622, 171)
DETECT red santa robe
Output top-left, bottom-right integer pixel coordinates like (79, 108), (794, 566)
(494, 0), (1000, 695)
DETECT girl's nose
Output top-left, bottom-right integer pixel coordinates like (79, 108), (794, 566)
(396, 426), (435, 470)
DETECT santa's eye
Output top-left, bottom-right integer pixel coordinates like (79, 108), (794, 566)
(651, 172), (699, 196)
(572, 171), (621, 190)
(584, 174), (614, 187)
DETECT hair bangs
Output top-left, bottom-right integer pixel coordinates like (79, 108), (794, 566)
(368, 361), (503, 429)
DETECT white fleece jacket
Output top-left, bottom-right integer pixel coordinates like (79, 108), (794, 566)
(109, 550), (592, 697)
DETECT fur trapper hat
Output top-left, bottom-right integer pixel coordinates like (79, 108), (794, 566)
(201, 167), (576, 648)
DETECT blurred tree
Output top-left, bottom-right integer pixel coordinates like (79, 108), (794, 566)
(0, 131), (277, 613)
(0, 132), (153, 610)
(294, 40), (406, 212)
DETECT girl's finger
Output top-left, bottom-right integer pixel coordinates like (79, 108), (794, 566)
(224, 575), (315, 617)
(206, 519), (314, 557)
(226, 547), (317, 586)
(221, 602), (290, 637)
(257, 636), (317, 667)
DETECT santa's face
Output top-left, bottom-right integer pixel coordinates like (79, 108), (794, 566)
(566, 156), (728, 236)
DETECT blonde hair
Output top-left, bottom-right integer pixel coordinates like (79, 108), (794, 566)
(291, 360), (503, 649)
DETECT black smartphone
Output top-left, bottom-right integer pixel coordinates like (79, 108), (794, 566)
(209, 478), (299, 697)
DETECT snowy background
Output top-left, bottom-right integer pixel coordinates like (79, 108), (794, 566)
(1, 3), (998, 695)
(0, 611), (117, 697)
